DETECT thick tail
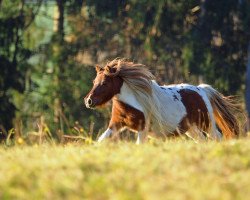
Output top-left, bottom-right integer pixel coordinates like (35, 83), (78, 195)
(199, 84), (240, 139)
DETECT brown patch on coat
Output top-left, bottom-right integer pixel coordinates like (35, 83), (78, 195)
(109, 99), (145, 132)
(174, 89), (210, 135)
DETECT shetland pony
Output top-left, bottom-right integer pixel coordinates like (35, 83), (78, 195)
(84, 59), (240, 144)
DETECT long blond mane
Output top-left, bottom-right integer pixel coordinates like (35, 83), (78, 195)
(104, 59), (179, 134)
(105, 59), (154, 94)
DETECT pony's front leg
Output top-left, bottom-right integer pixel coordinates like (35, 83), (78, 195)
(136, 132), (143, 145)
(97, 128), (113, 142)
(97, 122), (123, 143)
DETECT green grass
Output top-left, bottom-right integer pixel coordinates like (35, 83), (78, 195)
(1, 139), (250, 200)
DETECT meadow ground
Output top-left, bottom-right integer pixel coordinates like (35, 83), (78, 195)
(1, 138), (250, 200)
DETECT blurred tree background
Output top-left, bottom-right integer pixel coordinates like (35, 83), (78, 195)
(0, 0), (249, 140)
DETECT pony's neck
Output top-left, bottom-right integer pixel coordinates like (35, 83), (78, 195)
(116, 82), (144, 113)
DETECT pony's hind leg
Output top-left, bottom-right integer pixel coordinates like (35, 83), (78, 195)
(207, 117), (223, 140)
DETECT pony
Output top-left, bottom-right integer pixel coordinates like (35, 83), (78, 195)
(84, 59), (240, 144)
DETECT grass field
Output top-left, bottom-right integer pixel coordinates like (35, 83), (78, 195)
(1, 138), (250, 200)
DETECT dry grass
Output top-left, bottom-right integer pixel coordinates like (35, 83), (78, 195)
(1, 138), (250, 200)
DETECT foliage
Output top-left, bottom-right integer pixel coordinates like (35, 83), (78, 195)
(0, 0), (38, 136)
(186, 0), (250, 94)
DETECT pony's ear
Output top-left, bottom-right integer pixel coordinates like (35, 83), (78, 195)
(105, 65), (117, 74)
(95, 65), (103, 73)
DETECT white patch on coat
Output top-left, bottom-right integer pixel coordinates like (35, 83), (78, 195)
(116, 82), (144, 113)
(150, 81), (187, 133)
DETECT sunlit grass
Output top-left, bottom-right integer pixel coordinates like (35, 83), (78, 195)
(1, 138), (250, 200)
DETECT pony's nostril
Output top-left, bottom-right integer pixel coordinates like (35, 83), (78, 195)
(88, 98), (92, 106)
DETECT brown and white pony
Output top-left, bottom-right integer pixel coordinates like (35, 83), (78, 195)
(84, 59), (240, 144)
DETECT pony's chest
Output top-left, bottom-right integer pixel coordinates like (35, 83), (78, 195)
(111, 100), (145, 131)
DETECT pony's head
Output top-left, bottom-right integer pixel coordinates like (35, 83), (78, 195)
(84, 58), (154, 108)
(84, 61), (123, 108)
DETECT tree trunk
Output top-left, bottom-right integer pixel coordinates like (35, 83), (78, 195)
(54, 0), (65, 135)
(246, 42), (250, 116)
(246, 42), (250, 132)
(56, 0), (65, 43)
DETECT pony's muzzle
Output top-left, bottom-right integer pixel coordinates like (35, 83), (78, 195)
(87, 98), (92, 106)
(84, 96), (94, 108)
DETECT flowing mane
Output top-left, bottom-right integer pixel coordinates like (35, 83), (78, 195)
(104, 59), (179, 134)
(104, 59), (154, 95)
